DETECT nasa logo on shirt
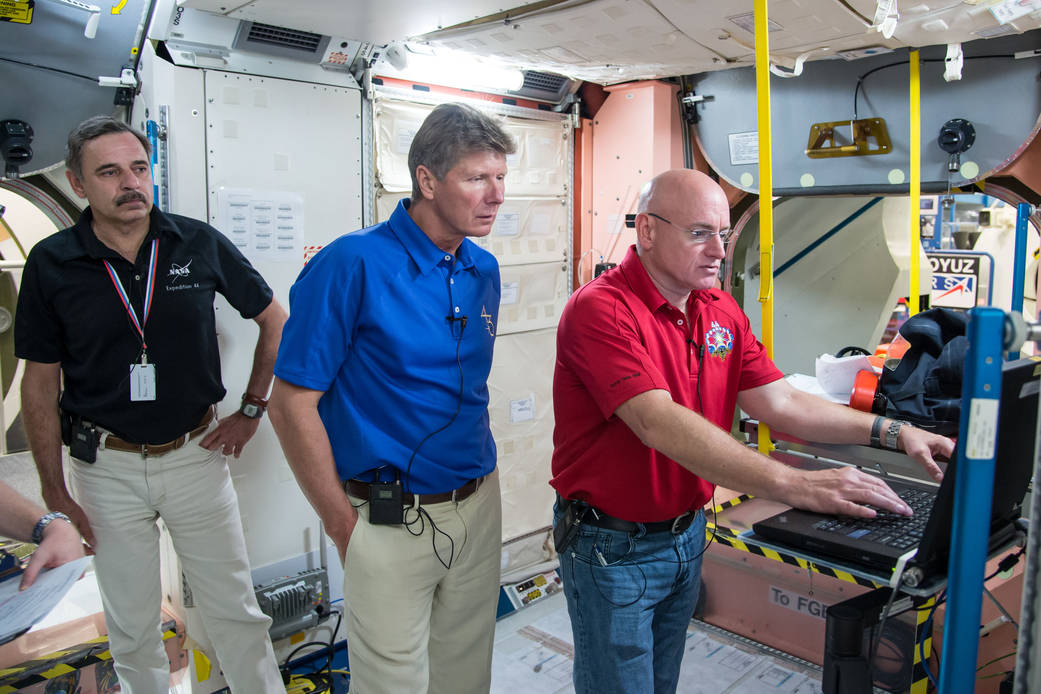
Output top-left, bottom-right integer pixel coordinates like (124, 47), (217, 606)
(704, 321), (734, 362)
(166, 258), (200, 291)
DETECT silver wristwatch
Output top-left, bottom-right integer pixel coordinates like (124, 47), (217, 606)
(884, 419), (907, 451)
(32, 511), (71, 544)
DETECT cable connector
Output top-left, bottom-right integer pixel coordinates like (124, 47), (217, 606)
(996, 549), (1024, 575)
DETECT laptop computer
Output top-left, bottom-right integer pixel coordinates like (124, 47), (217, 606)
(752, 356), (1040, 580)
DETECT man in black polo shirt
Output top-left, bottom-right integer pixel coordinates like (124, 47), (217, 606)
(15, 116), (287, 693)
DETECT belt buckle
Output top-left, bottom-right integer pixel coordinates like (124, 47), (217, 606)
(671, 512), (693, 535)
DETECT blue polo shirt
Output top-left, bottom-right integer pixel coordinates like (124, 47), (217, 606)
(274, 200), (500, 493)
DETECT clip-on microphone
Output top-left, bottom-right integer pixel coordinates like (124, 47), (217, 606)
(446, 315), (468, 330)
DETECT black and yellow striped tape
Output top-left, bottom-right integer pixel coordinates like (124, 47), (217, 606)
(0, 625), (179, 692)
(706, 523), (882, 589)
(710, 493), (753, 514)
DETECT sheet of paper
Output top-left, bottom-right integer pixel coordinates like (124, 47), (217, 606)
(0, 557), (90, 643)
(814, 353), (874, 400)
(785, 373), (848, 404)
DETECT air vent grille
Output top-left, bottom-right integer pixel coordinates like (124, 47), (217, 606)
(246, 22), (323, 54)
(522, 71), (569, 92)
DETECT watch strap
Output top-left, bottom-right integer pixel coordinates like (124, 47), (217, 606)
(32, 511), (70, 545)
(241, 392), (269, 408)
(870, 416), (885, 449)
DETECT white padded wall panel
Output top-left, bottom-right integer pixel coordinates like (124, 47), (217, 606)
(498, 261), (568, 335)
(489, 328), (557, 542)
(501, 116), (570, 197)
(374, 100), (431, 192)
(475, 197), (568, 266)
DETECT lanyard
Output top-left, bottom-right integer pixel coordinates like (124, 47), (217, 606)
(103, 238), (158, 354)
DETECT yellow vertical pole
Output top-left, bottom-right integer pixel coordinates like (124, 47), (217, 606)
(909, 50), (922, 316)
(755, 0), (775, 454)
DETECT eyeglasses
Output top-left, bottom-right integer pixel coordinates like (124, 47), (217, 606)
(645, 212), (732, 245)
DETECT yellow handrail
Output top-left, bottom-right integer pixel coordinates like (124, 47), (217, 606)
(908, 50), (921, 316)
(755, 0), (774, 455)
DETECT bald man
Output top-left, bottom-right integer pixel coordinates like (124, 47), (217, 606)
(549, 169), (953, 694)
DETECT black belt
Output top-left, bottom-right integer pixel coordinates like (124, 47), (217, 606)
(345, 474), (487, 506)
(562, 497), (696, 535)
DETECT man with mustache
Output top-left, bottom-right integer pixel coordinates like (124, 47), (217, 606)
(551, 169), (955, 694)
(15, 116), (287, 693)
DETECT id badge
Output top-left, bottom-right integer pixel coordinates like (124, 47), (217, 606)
(130, 363), (157, 401)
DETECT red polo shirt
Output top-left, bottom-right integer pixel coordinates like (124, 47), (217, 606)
(551, 245), (783, 522)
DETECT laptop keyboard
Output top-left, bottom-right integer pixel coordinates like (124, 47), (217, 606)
(811, 487), (936, 552)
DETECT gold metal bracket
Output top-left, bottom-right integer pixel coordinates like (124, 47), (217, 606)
(805, 118), (892, 158)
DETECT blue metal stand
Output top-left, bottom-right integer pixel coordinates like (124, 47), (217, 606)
(1010, 203), (1032, 360)
(938, 307), (1005, 694)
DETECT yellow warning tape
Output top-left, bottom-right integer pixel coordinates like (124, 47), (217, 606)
(707, 521), (883, 589)
(910, 596), (935, 694)
(710, 494), (753, 514)
(0, 626), (179, 691)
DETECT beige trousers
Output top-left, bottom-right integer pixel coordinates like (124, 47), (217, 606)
(343, 468), (502, 694)
(70, 435), (285, 694)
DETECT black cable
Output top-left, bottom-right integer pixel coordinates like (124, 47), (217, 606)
(866, 583), (902, 678)
(402, 316), (466, 494)
(403, 503), (457, 570)
(918, 589), (945, 690)
(852, 54), (1016, 121)
(0, 55), (98, 84)
(281, 607), (344, 683)
(913, 548), (1024, 690)
(324, 608), (343, 681)
(397, 315), (467, 569)
(584, 504), (718, 607)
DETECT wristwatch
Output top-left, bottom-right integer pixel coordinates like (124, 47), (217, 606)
(32, 511), (71, 545)
(239, 392), (268, 419)
(885, 419), (908, 451)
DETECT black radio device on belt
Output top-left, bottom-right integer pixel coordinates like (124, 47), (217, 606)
(554, 498), (591, 554)
(369, 470), (404, 525)
(62, 412), (99, 464)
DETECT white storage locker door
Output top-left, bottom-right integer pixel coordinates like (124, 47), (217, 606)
(497, 261), (569, 335)
(488, 328), (557, 542)
(474, 197), (569, 266)
(374, 100), (434, 192)
(501, 116), (569, 197)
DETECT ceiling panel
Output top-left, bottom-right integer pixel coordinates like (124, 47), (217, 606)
(845, 0), (1041, 45)
(416, 0), (724, 84)
(182, 0), (552, 45)
(180, 0), (1041, 84)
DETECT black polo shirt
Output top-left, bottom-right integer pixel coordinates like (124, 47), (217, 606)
(15, 207), (273, 444)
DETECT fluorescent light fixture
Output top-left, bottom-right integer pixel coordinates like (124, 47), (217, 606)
(375, 45), (525, 93)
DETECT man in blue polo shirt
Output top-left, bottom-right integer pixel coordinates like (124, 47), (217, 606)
(269, 103), (515, 694)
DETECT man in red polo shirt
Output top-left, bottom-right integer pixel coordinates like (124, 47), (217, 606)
(550, 169), (954, 694)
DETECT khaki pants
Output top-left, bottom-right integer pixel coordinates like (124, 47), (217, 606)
(70, 432), (285, 694)
(343, 469), (502, 694)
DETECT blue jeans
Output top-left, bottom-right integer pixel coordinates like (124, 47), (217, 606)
(554, 501), (707, 694)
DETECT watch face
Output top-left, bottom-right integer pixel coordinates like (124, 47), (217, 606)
(242, 403), (261, 418)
